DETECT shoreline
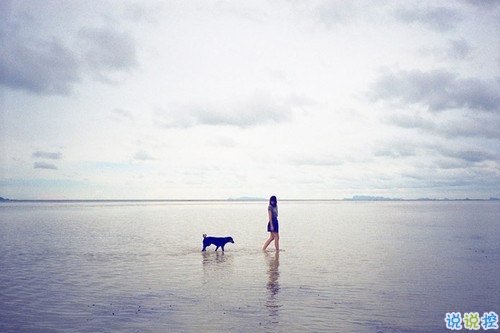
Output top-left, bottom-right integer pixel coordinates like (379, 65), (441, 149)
(2, 197), (499, 203)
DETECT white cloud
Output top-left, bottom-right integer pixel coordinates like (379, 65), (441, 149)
(34, 162), (58, 170)
(0, 1), (138, 94)
(154, 91), (298, 128)
(370, 69), (500, 112)
(446, 39), (472, 60)
(0, 34), (80, 94)
(133, 151), (155, 161)
(32, 151), (62, 160)
(78, 26), (138, 79)
(394, 5), (463, 32)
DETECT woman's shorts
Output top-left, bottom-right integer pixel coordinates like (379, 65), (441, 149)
(267, 219), (279, 233)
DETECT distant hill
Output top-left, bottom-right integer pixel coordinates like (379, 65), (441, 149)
(343, 195), (500, 201)
(345, 195), (403, 201)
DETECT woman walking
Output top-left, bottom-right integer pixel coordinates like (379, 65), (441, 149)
(262, 195), (279, 251)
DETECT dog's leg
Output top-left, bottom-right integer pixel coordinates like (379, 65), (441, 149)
(215, 246), (219, 251)
(221, 245), (225, 252)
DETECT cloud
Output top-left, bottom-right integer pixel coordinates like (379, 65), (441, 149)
(316, 1), (356, 26)
(111, 108), (134, 122)
(123, 2), (166, 24)
(446, 39), (472, 60)
(463, 0), (500, 10)
(34, 162), (58, 170)
(0, 2), (80, 94)
(78, 27), (138, 75)
(0, 35), (80, 95)
(314, 1), (389, 27)
(291, 154), (344, 167)
(386, 111), (500, 140)
(385, 113), (436, 131)
(32, 151), (62, 160)
(401, 166), (499, 194)
(32, 150), (62, 170)
(0, 4), (138, 94)
(370, 69), (500, 112)
(394, 5), (462, 31)
(385, 110), (500, 144)
(441, 115), (500, 139)
(418, 38), (473, 62)
(133, 151), (155, 161)
(439, 148), (496, 163)
(374, 144), (417, 159)
(156, 92), (300, 128)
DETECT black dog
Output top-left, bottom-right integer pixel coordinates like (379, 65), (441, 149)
(202, 234), (234, 252)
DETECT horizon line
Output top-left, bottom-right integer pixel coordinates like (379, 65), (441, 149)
(1, 196), (499, 203)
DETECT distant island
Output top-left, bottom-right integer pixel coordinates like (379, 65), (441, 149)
(346, 195), (403, 201)
(343, 195), (500, 202)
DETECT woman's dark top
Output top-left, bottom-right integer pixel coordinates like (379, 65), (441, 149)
(267, 204), (279, 233)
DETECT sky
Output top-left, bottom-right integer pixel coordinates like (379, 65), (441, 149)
(1, 0), (500, 200)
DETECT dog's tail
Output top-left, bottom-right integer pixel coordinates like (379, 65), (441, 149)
(203, 234), (207, 239)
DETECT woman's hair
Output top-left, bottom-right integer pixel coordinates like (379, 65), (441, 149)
(269, 195), (277, 207)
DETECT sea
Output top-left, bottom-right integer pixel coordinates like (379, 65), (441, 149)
(0, 200), (498, 332)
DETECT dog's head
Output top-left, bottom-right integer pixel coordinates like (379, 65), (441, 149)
(227, 237), (234, 243)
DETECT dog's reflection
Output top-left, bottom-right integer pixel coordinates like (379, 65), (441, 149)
(202, 251), (229, 265)
(265, 251), (281, 321)
(201, 251), (233, 285)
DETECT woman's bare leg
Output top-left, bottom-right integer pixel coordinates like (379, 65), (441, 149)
(262, 233), (275, 251)
(273, 232), (279, 251)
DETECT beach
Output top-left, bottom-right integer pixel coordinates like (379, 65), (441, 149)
(1, 200), (498, 332)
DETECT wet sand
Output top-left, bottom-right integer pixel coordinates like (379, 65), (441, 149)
(1, 201), (498, 332)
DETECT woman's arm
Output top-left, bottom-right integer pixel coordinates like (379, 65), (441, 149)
(268, 209), (274, 231)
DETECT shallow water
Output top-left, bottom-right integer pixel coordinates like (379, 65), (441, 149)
(0, 200), (498, 332)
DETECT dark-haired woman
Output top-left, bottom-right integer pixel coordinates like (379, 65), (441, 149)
(262, 195), (279, 251)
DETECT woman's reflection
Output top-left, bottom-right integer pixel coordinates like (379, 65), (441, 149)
(265, 251), (280, 322)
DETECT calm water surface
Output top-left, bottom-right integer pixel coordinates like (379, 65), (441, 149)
(0, 201), (499, 332)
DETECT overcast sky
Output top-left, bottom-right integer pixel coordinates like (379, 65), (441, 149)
(1, 0), (500, 200)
